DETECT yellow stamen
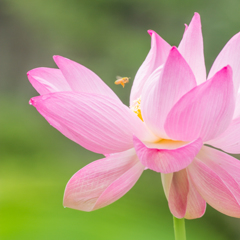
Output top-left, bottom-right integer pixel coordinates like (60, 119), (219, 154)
(130, 97), (143, 121)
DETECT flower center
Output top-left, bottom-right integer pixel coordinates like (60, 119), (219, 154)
(130, 97), (143, 121)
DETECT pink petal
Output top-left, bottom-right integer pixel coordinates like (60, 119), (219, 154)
(165, 66), (235, 142)
(233, 94), (240, 119)
(30, 92), (157, 154)
(184, 171), (206, 219)
(133, 136), (202, 173)
(141, 47), (197, 138)
(130, 30), (171, 105)
(208, 32), (240, 94)
(161, 170), (206, 219)
(27, 67), (71, 95)
(53, 55), (120, 101)
(207, 118), (240, 154)
(178, 13), (206, 85)
(188, 146), (240, 218)
(167, 169), (189, 218)
(63, 149), (145, 211)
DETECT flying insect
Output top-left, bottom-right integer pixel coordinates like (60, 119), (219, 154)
(114, 76), (130, 88)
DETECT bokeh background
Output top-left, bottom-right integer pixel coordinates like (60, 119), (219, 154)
(1, 0), (240, 239)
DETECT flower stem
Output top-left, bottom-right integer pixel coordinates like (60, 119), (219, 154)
(173, 216), (186, 240)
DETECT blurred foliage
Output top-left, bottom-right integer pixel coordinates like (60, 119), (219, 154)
(1, 0), (240, 239)
(2, 0), (240, 103)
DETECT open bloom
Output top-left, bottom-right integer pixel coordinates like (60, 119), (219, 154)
(28, 13), (240, 219)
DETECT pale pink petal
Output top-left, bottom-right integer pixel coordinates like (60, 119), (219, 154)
(188, 146), (240, 218)
(165, 66), (235, 142)
(184, 172), (206, 219)
(178, 12), (206, 85)
(30, 92), (157, 154)
(167, 169), (189, 218)
(233, 94), (240, 119)
(161, 170), (206, 219)
(207, 118), (240, 154)
(198, 146), (240, 184)
(130, 30), (171, 105)
(141, 47), (197, 138)
(53, 55), (120, 101)
(208, 32), (240, 94)
(133, 136), (202, 173)
(27, 67), (71, 95)
(63, 149), (145, 211)
(161, 172), (173, 199)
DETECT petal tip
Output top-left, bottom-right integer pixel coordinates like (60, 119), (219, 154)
(188, 12), (201, 30)
(62, 194), (69, 209)
(52, 55), (59, 59)
(147, 29), (154, 36)
(62, 180), (82, 211)
(29, 97), (36, 106)
(225, 65), (232, 71)
(170, 46), (178, 51)
(194, 12), (200, 18)
(53, 55), (59, 60)
(53, 55), (64, 63)
(29, 96), (46, 107)
(219, 65), (233, 77)
(27, 69), (36, 77)
(169, 46), (180, 57)
(192, 12), (201, 23)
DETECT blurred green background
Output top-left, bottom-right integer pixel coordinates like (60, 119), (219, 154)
(1, 0), (240, 239)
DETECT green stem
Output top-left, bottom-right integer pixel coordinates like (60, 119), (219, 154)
(173, 216), (186, 240)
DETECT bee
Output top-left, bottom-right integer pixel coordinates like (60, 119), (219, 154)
(114, 76), (130, 88)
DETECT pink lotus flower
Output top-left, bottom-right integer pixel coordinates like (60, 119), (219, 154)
(28, 12), (240, 219)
